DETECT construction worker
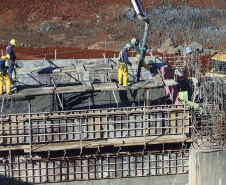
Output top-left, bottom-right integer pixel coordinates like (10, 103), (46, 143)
(118, 44), (132, 87)
(6, 39), (17, 82)
(0, 54), (11, 95)
(131, 38), (150, 71)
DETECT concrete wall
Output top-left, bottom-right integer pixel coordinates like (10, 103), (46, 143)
(0, 87), (166, 114)
(189, 145), (226, 185)
(33, 175), (188, 185)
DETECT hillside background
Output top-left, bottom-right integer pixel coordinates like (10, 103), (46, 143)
(0, 0), (225, 52)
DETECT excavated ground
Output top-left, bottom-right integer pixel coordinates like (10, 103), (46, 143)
(0, 0), (225, 59)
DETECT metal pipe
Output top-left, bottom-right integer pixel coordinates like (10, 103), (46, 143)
(131, 0), (146, 19)
(28, 102), (32, 157)
(136, 22), (150, 83)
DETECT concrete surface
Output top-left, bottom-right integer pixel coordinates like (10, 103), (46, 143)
(189, 146), (226, 185)
(33, 175), (188, 185)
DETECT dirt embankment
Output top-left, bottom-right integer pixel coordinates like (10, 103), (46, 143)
(0, 0), (225, 52)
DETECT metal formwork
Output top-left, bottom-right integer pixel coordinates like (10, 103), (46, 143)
(0, 105), (190, 146)
(0, 150), (189, 183)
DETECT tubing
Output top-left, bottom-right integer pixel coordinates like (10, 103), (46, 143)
(131, 0), (146, 20)
(136, 22), (150, 83)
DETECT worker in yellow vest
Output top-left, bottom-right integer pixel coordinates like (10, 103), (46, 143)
(0, 54), (11, 95)
(131, 38), (150, 71)
(118, 44), (132, 87)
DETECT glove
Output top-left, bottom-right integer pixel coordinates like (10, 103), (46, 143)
(142, 48), (146, 51)
(129, 62), (132, 66)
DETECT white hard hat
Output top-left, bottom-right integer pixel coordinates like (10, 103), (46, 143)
(124, 43), (131, 49)
(131, 38), (136, 45)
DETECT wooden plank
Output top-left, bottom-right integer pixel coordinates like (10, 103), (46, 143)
(17, 107), (189, 121)
(23, 87), (54, 96)
(21, 135), (192, 153)
(153, 73), (164, 86)
(76, 64), (93, 91)
(170, 113), (176, 134)
(164, 79), (177, 86)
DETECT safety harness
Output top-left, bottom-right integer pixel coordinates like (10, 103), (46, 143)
(117, 50), (127, 71)
(6, 46), (15, 66)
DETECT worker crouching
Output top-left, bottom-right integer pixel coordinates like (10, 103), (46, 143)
(118, 44), (132, 87)
(0, 54), (11, 95)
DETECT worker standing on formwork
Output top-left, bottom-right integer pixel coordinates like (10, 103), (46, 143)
(118, 44), (132, 87)
(6, 39), (17, 83)
(131, 38), (150, 71)
(0, 54), (11, 95)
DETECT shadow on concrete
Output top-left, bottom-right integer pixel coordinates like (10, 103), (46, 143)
(0, 174), (32, 185)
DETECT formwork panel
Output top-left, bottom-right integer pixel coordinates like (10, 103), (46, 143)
(0, 105), (190, 147)
(122, 156), (129, 177)
(1, 150), (189, 183)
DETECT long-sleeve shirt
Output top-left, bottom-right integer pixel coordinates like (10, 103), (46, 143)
(6, 44), (16, 61)
(131, 41), (148, 54)
(119, 49), (132, 65)
(0, 58), (6, 73)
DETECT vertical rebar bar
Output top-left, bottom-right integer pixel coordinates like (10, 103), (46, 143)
(28, 102), (32, 158)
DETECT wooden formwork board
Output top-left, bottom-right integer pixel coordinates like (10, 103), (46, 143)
(0, 105), (190, 152)
(0, 150), (189, 184)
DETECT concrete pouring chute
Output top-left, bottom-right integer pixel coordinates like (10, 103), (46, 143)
(131, 0), (150, 83)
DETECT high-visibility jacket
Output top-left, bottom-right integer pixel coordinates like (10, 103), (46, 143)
(0, 57), (11, 94)
(118, 49), (131, 65)
(132, 41), (148, 54)
(0, 57), (7, 73)
(6, 44), (16, 66)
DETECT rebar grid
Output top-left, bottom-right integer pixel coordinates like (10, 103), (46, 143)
(163, 53), (213, 79)
(191, 77), (226, 150)
(0, 105), (190, 146)
(0, 149), (189, 184)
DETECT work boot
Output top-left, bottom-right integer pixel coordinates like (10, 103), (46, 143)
(122, 84), (132, 89)
(7, 93), (12, 95)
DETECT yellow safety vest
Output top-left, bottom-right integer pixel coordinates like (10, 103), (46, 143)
(117, 51), (127, 70)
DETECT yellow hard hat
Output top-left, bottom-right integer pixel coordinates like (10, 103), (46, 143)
(10, 39), (17, 46)
(3, 54), (10, 60)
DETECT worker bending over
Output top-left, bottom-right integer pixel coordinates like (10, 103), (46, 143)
(131, 38), (150, 71)
(118, 44), (132, 87)
(6, 39), (17, 82)
(0, 54), (11, 95)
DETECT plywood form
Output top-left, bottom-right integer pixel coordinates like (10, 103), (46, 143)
(0, 105), (190, 152)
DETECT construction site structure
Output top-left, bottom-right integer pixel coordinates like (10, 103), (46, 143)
(0, 0), (225, 183)
(0, 48), (224, 185)
(0, 52), (193, 184)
